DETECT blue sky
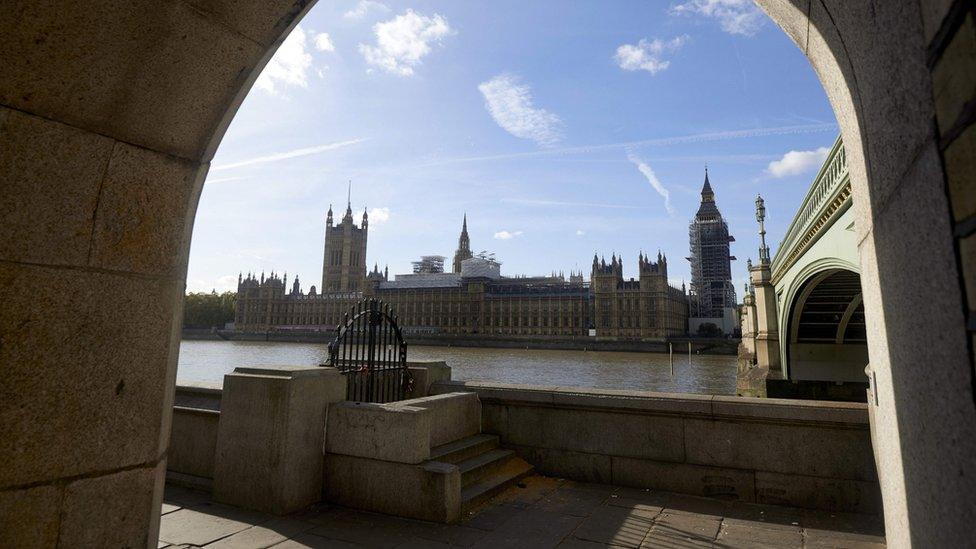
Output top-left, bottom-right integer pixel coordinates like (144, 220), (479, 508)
(187, 0), (838, 295)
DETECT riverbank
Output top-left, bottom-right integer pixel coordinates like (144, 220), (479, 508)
(181, 328), (738, 355)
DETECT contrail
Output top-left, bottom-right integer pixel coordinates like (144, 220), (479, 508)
(412, 123), (836, 168)
(501, 198), (644, 210)
(212, 138), (366, 171)
(627, 152), (674, 216)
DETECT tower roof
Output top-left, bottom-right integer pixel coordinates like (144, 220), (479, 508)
(695, 167), (721, 220)
(701, 167), (714, 201)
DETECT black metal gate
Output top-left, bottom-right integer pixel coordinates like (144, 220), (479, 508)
(327, 298), (410, 403)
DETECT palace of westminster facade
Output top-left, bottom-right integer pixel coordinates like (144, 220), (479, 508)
(235, 199), (699, 340)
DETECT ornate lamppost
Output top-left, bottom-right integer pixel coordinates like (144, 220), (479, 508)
(756, 195), (770, 265)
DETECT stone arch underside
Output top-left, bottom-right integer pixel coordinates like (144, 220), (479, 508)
(0, 0), (973, 547)
(786, 269), (868, 382)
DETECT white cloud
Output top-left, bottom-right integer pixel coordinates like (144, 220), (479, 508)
(344, 0), (390, 20)
(357, 206), (390, 225)
(765, 147), (830, 178)
(576, 229), (585, 236)
(314, 32), (335, 52)
(188, 274), (239, 293)
(627, 152), (675, 215)
(255, 25), (314, 95)
(358, 10), (452, 76)
(614, 36), (689, 75)
(494, 230), (523, 240)
(670, 0), (766, 36)
(212, 138), (366, 171)
(478, 74), (563, 147)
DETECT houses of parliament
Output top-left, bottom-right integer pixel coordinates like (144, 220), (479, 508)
(235, 199), (690, 340)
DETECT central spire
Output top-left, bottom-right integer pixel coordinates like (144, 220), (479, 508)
(346, 180), (352, 214)
(701, 167), (714, 202)
(342, 180), (354, 222)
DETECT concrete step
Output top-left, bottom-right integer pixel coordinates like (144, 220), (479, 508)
(458, 448), (516, 487)
(460, 456), (534, 515)
(430, 434), (500, 465)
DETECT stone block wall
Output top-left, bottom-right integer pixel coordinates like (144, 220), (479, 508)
(168, 407), (219, 481)
(432, 381), (880, 515)
(926, 1), (976, 385)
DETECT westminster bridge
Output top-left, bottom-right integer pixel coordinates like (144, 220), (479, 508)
(739, 136), (869, 399)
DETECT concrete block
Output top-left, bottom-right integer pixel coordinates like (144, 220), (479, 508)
(945, 122), (976, 222)
(323, 453), (461, 523)
(683, 418), (876, 481)
(213, 366), (346, 514)
(325, 402), (431, 464)
(0, 0), (265, 160)
(611, 456), (755, 503)
(0, 484), (61, 548)
(0, 108), (114, 266)
(406, 361), (452, 398)
(756, 471), (883, 515)
(0, 263), (181, 488)
(169, 407), (220, 479)
(933, 13), (976, 132)
(88, 142), (205, 277)
(394, 392), (480, 447)
(59, 464), (159, 548)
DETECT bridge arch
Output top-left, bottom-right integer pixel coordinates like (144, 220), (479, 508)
(0, 1), (972, 546)
(776, 256), (861, 378)
(783, 267), (868, 384)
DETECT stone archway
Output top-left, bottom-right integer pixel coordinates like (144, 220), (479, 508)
(785, 268), (868, 383)
(0, 1), (973, 547)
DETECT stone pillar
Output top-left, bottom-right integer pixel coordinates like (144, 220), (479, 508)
(750, 264), (781, 376)
(741, 292), (757, 356)
(213, 366), (346, 515)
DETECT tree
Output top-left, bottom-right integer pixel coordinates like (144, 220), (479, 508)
(183, 291), (236, 329)
(696, 322), (722, 338)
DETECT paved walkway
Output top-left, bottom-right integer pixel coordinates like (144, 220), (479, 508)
(160, 476), (885, 548)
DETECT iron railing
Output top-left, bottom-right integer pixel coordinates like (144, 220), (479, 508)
(770, 135), (849, 278)
(326, 298), (410, 403)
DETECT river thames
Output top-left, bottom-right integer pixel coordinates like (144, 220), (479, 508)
(177, 340), (737, 395)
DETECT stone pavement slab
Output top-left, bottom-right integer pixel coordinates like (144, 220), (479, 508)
(159, 475), (884, 549)
(204, 517), (314, 549)
(571, 504), (659, 548)
(159, 502), (269, 546)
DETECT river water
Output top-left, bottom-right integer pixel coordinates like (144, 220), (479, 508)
(177, 340), (737, 395)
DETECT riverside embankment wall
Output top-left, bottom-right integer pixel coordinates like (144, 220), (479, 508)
(431, 380), (880, 515)
(181, 329), (738, 355)
(168, 377), (879, 515)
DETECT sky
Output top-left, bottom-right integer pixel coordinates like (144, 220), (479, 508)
(186, 0), (839, 296)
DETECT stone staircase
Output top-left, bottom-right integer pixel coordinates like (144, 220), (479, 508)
(324, 392), (532, 523)
(429, 433), (534, 514)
